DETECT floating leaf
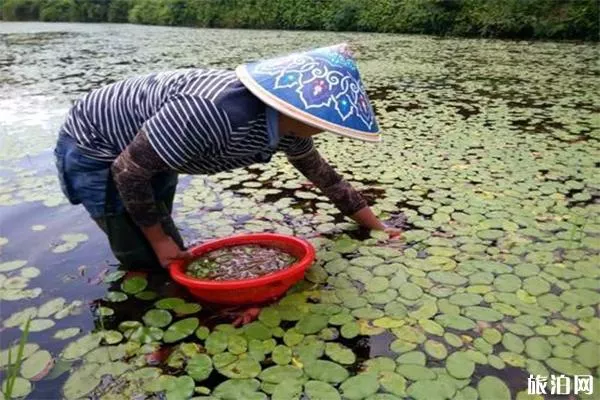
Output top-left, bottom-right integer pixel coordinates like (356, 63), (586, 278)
(27, 318), (55, 332)
(143, 309), (173, 328)
(103, 270), (126, 283)
(164, 318), (199, 343)
(325, 342), (355, 365)
(62, 364), (101, 399)
(129, 326), (164, 344)
(20, 350), (53, 381)
(478, 376), (510, 400)
(304, 380), (341, 400)
(61, 333), (102, 360)
(259, 365), (303, 383)
(213, 378), (261, 399)
(273, 345), (292, 365)
(174, 303), (202, 315)
(166, 375), (195, 400)
(135, 291), (158, 301)
(186, 354), (213, 382)
(120, 276), (147, 294)
(53, 328), (81, 340)
(424, 340), (447, 359)
(0, 260), (26, 272)
(2, 377), (32, 398)
(105, 291), (128, 302)
(396, 351), (426, 366)
(272, 379), (303, 400)
(340, 373), (380, 400)
(206, 331), (229, 354)
(446, 352), (475, 379)
(396, 364), (436, 380)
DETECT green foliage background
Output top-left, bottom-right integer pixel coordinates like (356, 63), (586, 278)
(1, 0), (598, 40)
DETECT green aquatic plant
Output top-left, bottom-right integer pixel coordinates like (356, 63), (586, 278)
(2, 317), (32, 399)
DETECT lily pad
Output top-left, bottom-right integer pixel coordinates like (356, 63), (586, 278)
(143, 309), (173, 328)
(53, 328), (81, 340)
(135, 291), (158, 301)
(186, 354), (213, 382)
(259, 365), (303, 383)
(446, 352), (475, 379)
(164, 318), (199, 343)
(478, 376), (510, 400)
(129, 326), (164, 344)
(525, 337), (551, 360)
(273, 345), (292, 365)
(174, 303), (202, 315)
(61, 333), (102, 360)
(103, 270), (126, 283)
(62, 363), (101, 399)
(104, 291), (128, 302)
(38, 297), (66, 318)
(2, 377), (32, 398)
(296, 314), (329, 334)
(395, 364), (436, 381)
(20, 350), (53, 381)
(304, 380), (341, 400)
(340, 373), (380, 400)
(272, 379), (303, 400)
(424, 339), (448, 359)
(121, 276), (147, 294)
(325, 342), (356, 365)
(0, 260), (27, 272)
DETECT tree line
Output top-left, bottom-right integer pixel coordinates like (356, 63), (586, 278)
(1, 0), (598, 41)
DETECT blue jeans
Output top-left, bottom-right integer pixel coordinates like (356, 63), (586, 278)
(54, 132), (178, 218)
(54, 132), (183, 269)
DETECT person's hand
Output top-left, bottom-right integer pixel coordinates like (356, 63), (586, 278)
(231, 307), (261, 327)
(152, 236), (190, 268)
(384, 226), (403, 239)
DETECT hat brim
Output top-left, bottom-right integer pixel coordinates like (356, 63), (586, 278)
(236, 65), (381, 143)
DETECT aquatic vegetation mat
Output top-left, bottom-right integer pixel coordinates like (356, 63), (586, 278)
(0, 23), (599, 400)
(186, 245), (297, 280)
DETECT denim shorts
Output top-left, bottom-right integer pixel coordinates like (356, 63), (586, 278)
(54, 132), (178, 218)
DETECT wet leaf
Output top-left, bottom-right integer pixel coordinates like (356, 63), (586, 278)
(62, 363), (101, 399)
(296, 314), (329, 334)
(304, 380), (341, 400)
(325, 342), (355, 365)
(120, 276), (147, 294)
(259, 365), (303, 383)
(186, 354), (213, 382)
(60, 333), (102, 360)
(174, 302), (202, 315)
(478, 376), (510, 400)
(2, 377), (32, 398)
(104, 291), (128, 302)
(164, 318), (200, 343)
(446, 352), (475, 379)
(143, 309), (173, 328)
(103, 270), (126, 283)
(0, 260), (26, 272)
(340, 373), (380, 400)
(53, 327), (81, 340)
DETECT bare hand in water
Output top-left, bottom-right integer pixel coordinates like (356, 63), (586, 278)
(231, 307), (261, 327)
(153, 236), (190, 268)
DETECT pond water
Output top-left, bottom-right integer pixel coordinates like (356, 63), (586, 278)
(0, 22), (599, 400)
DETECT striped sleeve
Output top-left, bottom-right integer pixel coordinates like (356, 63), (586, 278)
(277, 136), (315, 159)
(143, 94), (231, 172)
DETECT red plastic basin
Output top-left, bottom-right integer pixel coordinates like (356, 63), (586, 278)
(169, 233), (316, 305)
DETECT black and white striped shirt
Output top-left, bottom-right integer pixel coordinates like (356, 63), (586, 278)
(60, 69), (314, 174)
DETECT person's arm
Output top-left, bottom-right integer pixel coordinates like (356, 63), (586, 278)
(111, 130), (189, 267)
(288, 148), (396, 232)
